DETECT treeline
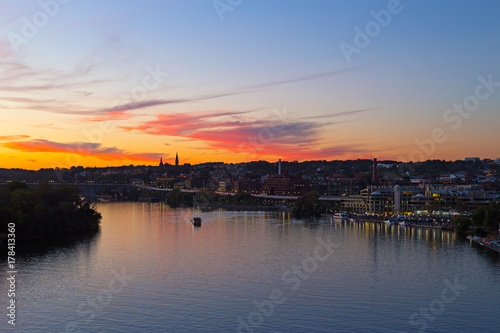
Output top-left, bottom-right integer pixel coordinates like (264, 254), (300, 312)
(292, 191), (328, 218)
(167, 188), (194, 208)
(453, 201), (500, 236)
(0, 183), (101, 241)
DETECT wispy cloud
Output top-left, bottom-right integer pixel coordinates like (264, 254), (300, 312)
(0, 135), (30, 141)
(80, 110), (136, 122)
(306, 108), (374, 119)
(30, 123), (65, 130)
(119, 108), (363, 160)
(2, 139), (161, 162)
(0, 68), (356, 119)
(95, 69), (357, 116)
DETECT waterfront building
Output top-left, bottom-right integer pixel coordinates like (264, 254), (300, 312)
(327, 176), (367, 196)
(234, 179), (261, 193)
(342, 183), (499, 215)
(261, 175), (310, 196)
(342, 185), (421, 215)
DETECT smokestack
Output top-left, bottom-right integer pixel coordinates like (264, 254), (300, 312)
(278, 159), (282, 176)
(372, 158), (378, 183)
(394, 184), (401, 215)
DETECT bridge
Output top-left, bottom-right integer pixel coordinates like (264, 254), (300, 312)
(0, 183), (343, 202)
(136, 185), (342, 201)
(0, 182), (133, 201)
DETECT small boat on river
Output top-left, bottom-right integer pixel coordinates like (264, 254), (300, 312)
(191, 217), (202, 227)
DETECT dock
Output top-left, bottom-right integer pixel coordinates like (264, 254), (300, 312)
(468, 237), (500, 253)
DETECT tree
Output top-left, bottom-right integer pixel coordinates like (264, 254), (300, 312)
(453, 216), (471, 236)
(1, 184), (101, 240)
(292, 191), (326, 218)
(167, 188), (193, 208)
(472, 201), (500, 234)
(7, 181), (28, 192)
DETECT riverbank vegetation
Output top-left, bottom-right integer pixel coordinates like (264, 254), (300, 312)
(453, 201), (500, 237)
(167, 188), (194, 208)
(292, 191), (327, 218)
(0, 182), (101, 241)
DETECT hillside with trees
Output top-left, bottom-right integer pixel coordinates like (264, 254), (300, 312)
(0, 183), (101, 241)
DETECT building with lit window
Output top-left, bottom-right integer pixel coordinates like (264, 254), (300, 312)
(342, 184), (499, 215)
(261, 175), (310, 196)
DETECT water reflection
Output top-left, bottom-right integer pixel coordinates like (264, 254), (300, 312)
(12, 231), (100, 259)
(2, 203), (499, 333)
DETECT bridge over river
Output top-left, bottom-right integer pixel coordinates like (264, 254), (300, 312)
(0, 183), (343, 202)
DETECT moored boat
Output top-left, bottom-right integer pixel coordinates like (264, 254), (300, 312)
(384, 218), (396, 225)
(334, 212), (348, 221)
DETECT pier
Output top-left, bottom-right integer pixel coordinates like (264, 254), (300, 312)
(468, 237), (500, 253)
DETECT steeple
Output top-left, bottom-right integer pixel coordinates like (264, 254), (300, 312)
(175, 152), (179, 166)
(159, 157), (163, 167)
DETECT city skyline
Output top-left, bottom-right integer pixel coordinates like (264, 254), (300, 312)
(1, 0), (500, 170)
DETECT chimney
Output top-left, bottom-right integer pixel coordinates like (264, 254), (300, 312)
(372, 158), (378, 183)
(278, 159), (282, 176)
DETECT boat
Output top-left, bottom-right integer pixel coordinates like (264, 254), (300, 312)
(398, 220), (410, 226)
(334, 212), (348, 221)
(384, 218), (396, 225)
(349, 218), (357, 223)
(191, 217), (202, 227)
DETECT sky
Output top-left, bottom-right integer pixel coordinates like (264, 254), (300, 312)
(1, 0), (499, 170)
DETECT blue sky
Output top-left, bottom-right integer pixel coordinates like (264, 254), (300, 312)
(1, 0), (499, 168)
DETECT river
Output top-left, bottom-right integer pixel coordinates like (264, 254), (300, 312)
(2, 202), (499, 332)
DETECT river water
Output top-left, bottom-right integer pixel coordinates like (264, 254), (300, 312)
(2, 202), (499, 332)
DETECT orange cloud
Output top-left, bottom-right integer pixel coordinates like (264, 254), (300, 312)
(80, 110), (135, 122)
(120, 109), (363, 160)
(2, 139), (161, 162)
(0, 135), (30, 140)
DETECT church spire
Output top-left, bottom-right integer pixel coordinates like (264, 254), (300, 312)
(159, 157), (163, 167)
(175, 152), (179, 166)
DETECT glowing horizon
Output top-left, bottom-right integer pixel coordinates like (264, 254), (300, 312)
(1, 1), (499, 170)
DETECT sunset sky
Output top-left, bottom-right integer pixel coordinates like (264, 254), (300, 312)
(1, 0), (499, 169)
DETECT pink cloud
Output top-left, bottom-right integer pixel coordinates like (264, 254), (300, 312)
(120, 110), (362, 160)
(2, 139), (161, 162)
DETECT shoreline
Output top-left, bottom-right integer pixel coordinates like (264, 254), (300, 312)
(195, 202), (292, 212)
(467, 237), (500, 253)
